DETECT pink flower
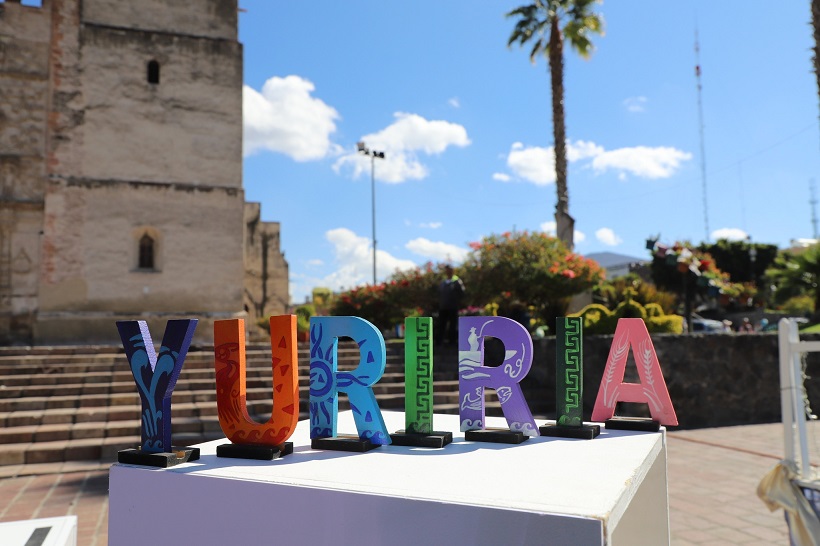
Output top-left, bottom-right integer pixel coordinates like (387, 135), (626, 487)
(562, 270), (576, 279)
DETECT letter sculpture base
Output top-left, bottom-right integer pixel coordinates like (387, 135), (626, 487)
(464, 428), (528, 444)
(217, 442), (294, 461)
(389, 430), (453, 448)
(311, 435), (379, 453)
(118, 447), (200, 468)
(605, 418), (661, 432)
(539, 424), (601, 440)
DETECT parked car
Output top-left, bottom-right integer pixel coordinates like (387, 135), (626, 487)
(690, 313), (725, 333)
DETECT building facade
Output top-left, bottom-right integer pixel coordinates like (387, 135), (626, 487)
(0, 0), (287, 344)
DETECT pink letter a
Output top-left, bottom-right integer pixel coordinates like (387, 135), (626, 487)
(591, 318), (678, 426)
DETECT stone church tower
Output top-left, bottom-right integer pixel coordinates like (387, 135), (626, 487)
(0, 0), (288, 344)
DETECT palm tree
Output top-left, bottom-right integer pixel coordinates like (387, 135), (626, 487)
(507, 0), (604, 251)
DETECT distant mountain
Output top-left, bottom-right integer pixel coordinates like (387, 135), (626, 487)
(585, 252), (649, 279)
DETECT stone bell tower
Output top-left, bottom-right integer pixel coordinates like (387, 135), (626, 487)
(0, 0), (288, 344)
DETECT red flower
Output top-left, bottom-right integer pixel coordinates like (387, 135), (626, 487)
(562, 270), (576, 279)
(469, 242), (482, 250)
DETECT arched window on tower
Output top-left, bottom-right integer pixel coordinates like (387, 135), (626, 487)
(139, 234), (155, 269)
(147, 60), (160, 85)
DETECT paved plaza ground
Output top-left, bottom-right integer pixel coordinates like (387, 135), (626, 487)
(0, 422), (799, 545)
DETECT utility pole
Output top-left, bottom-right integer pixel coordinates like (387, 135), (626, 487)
(357, 142), (385, 285)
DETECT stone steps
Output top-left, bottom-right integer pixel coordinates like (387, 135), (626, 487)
(0, 343), (492, 466)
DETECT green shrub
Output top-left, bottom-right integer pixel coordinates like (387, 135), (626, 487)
(570, 300), (683, 335)
(647, 314), (684, 334)
(781, 294), (814, 317)
(295, 304), (315, 333)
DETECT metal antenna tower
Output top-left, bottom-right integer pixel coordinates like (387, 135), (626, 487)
(695, 28), (710, 241)
(811, 179), (819, 239)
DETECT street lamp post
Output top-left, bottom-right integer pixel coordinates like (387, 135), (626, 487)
(357, 142), (385, 285)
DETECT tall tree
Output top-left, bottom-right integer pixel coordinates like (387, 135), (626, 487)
(507, 0), (604, 250)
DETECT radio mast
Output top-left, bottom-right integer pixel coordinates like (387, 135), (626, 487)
(695, 28), (710, 242)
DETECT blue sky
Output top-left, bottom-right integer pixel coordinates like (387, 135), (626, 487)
(239, 1), (820, 304)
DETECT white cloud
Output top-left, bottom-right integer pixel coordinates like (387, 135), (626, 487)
(500, 140), (690, 185)
(320, 228), (416, 290)
(507, 142), (556, 185)
(711, 227), (749, 241)
(567, 140), (605, 162)
(334, 113), (470, 183)
(623, 96), (648, 113)
(243, 76), (340, 160)
(540, 221), (586, 243)
(448, 97), (461, 108)
(591, 146), (692, 179)
(492, 172), (511, 182)
(306, 259), (324, 267)
(595, 227), (623, 246)
(419, 222), (443, 229)
(406, 238), (469, 262)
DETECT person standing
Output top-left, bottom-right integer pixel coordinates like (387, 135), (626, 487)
(437, 265), (465, 345)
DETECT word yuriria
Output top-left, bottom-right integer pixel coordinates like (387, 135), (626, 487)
(116, 315), (677, 454)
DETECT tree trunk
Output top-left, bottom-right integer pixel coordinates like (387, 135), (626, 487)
(549, 17), (573, 251)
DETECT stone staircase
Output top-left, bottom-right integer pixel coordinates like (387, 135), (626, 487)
(0, 342), (497, 467)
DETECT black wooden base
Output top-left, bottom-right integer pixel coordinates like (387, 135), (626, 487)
(539, 423), (601, 440)
(216, 442), (294, 460)
(311, 435), (379, 452)
(464, 428), (529, 444)
(605, 417), (661, 432)
(118, 446), (200, 468)
(389, 430), (453, 448)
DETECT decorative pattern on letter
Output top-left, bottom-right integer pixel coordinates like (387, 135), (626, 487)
(116, 319), (197, 453)
(213, 317), (299, 446)
(557, 317), (583, 427)
(405, 317), (433, 434)
(458, 316), (538, 436)
(309, 317), (391, 444)
(591, 318), (678, 426)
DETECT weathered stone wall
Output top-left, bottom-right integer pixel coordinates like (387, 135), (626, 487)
(511, 333), (820, 430)
(36, 179), (246, 344)
(244, 202), (289, 322)
(0, 0), (50, 343)
(78, 24), (242, 187)
(82, 0), (237, 41)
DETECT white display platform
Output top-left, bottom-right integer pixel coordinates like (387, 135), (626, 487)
(109, 411), (668, 545)
(0, 516), (77, 546)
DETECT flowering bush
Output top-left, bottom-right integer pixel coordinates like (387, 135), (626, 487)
(330, 262), (458, 330)
(331, 231), (604, 330)
(461, 231), (604, 324)
(650, 242), (756, 309)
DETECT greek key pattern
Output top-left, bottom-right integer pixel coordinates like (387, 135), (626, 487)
(405, 317), (433, 434)
(557, 317), (583, 427)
